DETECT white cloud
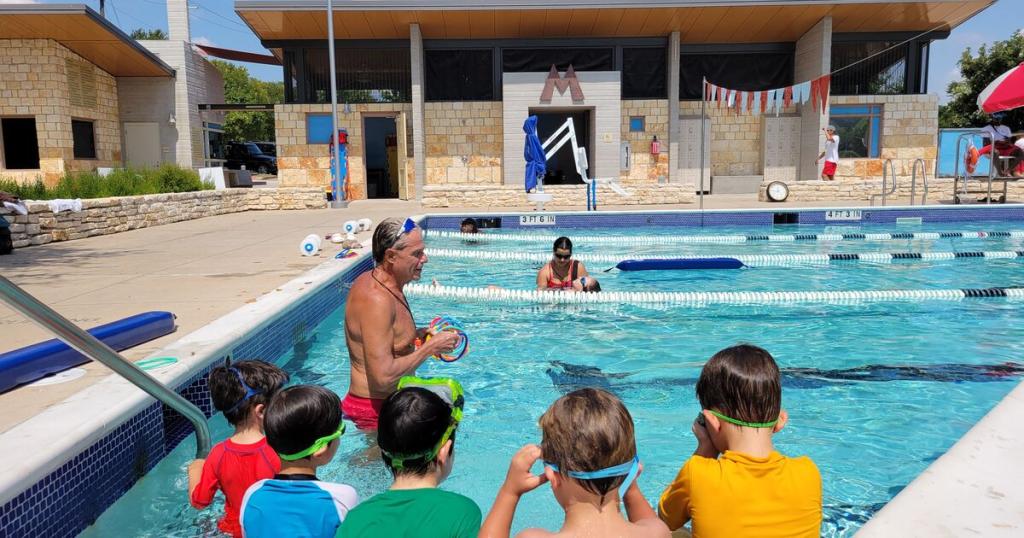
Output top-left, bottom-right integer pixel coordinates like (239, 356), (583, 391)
(192, 36), (217, 48)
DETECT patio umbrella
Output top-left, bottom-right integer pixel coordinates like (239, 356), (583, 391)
(977, 61), (1024, 113)
(523, 115), (546, 192)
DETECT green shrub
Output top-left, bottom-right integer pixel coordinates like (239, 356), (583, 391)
(0, 165), (213, 200)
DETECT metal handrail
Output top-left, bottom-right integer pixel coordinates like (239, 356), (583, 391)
(870, 159), (898, 206)
(0, 276), (211, 458)
(910, 158), (928, 205)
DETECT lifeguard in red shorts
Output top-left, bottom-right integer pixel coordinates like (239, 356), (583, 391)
(816, 125), (840, 181)
(342, 217), (459, 430)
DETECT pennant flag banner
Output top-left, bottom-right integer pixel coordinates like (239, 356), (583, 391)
(702, 75), (832, 117)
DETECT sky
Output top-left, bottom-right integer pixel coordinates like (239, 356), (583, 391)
(13, 0), (1023, 103)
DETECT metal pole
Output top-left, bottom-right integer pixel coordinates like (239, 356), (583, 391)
(699, 77), (706, 212)
(326, 0), (347, 208)
(0, 276), (211, 458)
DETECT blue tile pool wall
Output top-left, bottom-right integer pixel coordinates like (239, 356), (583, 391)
(0, 257), (376, 538)
(427, 206), (1024, 230)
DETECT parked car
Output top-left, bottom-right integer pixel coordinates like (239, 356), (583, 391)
(253, 141), (276, 157)
(225, 142), (277, 174)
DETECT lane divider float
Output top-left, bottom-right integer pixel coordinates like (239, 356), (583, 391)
(425, 229), (1024, 245)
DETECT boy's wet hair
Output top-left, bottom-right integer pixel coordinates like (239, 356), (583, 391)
(460, 218), (478, 232)
(584, 279), (602, 292)
(540, 388), (635, 501)
(378, 387), (454, 477)
(208, 359), (289, 426)
(696, 344), (781, 425)
(264, 385), (342, 457)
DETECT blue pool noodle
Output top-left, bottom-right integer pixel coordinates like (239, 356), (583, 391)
(616, 258), (745, 271)
(0, 311), (176, 393)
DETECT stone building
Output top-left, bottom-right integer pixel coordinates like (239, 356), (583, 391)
(235, 0), (992, 207)
(0, 2), (224, 185)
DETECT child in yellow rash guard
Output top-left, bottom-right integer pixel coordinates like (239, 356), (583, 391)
(658, 344), (822, 538)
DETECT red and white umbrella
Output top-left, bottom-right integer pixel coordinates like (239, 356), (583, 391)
(977, 61), (1024, 113)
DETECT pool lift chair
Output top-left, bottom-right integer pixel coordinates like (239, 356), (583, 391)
(524, 115), (630, 211)
(953, 130), (1023, 204)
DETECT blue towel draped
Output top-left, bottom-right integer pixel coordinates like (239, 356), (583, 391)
(523, 116), (546, 192)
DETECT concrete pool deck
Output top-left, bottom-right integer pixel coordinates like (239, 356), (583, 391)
(1, 195), (1022, 536)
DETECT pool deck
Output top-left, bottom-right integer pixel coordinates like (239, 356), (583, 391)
(1, 194), (1022, 535)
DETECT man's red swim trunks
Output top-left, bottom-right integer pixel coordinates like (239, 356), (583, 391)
(341, 393), (386, 430)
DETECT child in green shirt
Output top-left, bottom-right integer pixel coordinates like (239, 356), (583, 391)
(337, 377), (481, 538)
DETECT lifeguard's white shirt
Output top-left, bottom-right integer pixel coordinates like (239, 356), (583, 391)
(982, 124), (1012, 142)
(825, 135), (840, 163)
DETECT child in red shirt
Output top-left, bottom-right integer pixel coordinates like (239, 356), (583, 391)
(187, 359), (289, 537)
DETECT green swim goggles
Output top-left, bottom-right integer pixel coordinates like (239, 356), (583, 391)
(382, 376), (465, 470)
(702, 409), (779, 429)
(278, 423), (346, 461)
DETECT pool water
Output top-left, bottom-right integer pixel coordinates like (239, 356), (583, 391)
(84, 222), (1024, 537)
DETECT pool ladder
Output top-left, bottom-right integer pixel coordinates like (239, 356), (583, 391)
(0, 276), (211, 458)
(870, 158), (928, 206)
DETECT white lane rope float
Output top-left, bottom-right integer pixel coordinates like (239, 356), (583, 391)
(406, 283), (1024, 305)
(425, 247), (1024, 268)
(426, 229), (1024, 245)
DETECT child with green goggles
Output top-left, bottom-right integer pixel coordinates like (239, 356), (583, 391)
(337, 376), (482, 538)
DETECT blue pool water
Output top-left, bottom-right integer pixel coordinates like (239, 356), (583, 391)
(85, 221), (1024, 537)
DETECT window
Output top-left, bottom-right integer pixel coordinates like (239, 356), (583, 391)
(831, 105), (883, 158)
(287, 46), (411, 104)
(502, 48), (613, 73)
(426, 49), (494, 101)
(629, 117), (645, 132)
(680, 52), (793, 99)
(306, 114), (334, 144)
(831, 42), (907, 95)
(72, 120), (96, 159)
(622, 47), (666, 99)
(1, 118), (40, 169)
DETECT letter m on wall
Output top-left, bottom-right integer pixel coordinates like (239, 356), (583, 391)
(540, 65), (585, 103)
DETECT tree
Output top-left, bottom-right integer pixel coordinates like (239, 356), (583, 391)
(939, 30), (1024, 129)
(130, 28), (167, 40)
(211, 60), (284, 142)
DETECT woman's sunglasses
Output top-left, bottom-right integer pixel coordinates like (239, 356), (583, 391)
(554, 253), (572, 261)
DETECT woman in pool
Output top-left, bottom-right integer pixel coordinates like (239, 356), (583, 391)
(536, 237), (589, 291)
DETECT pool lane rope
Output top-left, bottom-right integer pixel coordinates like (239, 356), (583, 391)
(406, 283), (1024, 305)
(425, 248), (1024, 268)
(425, 229), (1024, 245)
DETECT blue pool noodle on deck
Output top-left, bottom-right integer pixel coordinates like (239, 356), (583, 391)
(615, 258), (745, 271)
(0, 311), (176, 393)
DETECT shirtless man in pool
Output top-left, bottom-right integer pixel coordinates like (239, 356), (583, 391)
(343, 217), (458, 430)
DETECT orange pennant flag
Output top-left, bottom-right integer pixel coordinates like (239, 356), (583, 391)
(819, 74), (831, 111)
(810, 78), (819, 113)
(746, 91), (755, 115)
(783, 86), (793, 108)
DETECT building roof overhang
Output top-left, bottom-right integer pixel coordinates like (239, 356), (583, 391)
(235, 0), (993, 42)
(0, 3), (174, 77)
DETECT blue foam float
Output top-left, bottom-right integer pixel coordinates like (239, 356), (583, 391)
(0, 311), (176, 393)
(615, 258), (746, 271)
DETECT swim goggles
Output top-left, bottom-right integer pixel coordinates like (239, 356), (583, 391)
(544, 455), (641, 501)
(225, 366), (262, 414)
(382, 376), (465, 470)
(400, 218), (417, 236)
(278, 423), (346, 461)
(705, 409), (779, 429)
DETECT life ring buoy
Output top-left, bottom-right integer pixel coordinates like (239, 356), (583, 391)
(965, 145), (980, 174)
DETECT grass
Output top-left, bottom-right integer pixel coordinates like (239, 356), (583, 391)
(0, 165), (214, 201)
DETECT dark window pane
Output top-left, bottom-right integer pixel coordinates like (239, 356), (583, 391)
(72, 120), (96, 159)
(831, 105), (882, 158)
(831, 42), (907, 95)
(1, 118), (40, 169)
(426, 49), (494, 101)
(623, 48), (666, 99)
(502, 48), (613, 73)
(680, 52), (793, 99)
(291, 46), (411, 104)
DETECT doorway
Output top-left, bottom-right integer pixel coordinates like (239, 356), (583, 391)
(123, 122), (161, 168)
(364, 116), (398, 199)
(531, 110), (592, 185)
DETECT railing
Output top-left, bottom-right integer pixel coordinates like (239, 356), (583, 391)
(910, 158), (928, 205)
(0, 276), (211, 458)
(870, 159), (897, 206)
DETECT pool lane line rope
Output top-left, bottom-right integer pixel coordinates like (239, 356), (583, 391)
(406, 283), (1024, 305)
(425, 248), (1024, 267)
(425, 229), (1024, 245)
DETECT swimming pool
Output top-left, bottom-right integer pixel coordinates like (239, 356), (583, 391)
(83, 215), (1024, 537)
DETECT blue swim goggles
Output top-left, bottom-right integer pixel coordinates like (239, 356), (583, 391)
(225, 366), (262, 414)
(544, 455), (640, 501)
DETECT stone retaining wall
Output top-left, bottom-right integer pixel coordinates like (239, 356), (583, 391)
(423, 183), (694, 208)
(1, 188), (326, 249)
(758, 178), (1024, 203)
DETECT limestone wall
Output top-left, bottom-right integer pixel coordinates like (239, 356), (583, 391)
(621, 100), (670, 183)
(0, 39), (122, 185)
(831, 94), (938, 182)
(1, 188), (325, 249)
(758, 177), (1024, 203)
(678, 101), (797, 178)
(422, 183), (694, 208)
(424, 102), (502, 186)
(275, 103), (413, 199)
